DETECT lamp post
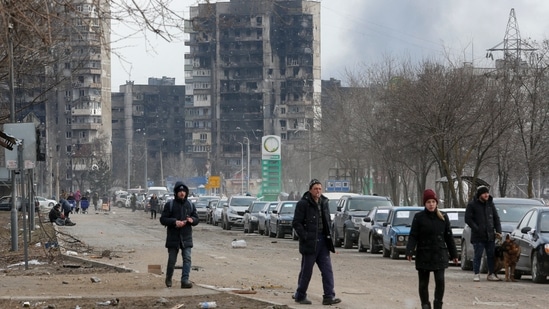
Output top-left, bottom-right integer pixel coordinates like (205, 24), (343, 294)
(238, 142), (244, 195)
(305, 123), (312, 181)
(160, 138), (165, 187)
(236, 127), (251, 194)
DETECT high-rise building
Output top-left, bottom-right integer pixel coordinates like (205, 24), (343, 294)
(44, 0), (112, 196)
(184, 0), (321, 192)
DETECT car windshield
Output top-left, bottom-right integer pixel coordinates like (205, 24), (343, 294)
(496, 203), (540, 222)
(217, 201), (227, 208)
(328, 200), (338, 214)
(279, 202), (296, 214)
(349, 199), (392, 211)
(443, 211), (466, 228)
(393, 210), (420, 226)
(251, 202), (267, 212)
(231, 197), (256, 207)
(374, 209), (390, 222)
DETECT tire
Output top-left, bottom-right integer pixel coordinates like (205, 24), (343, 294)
(382, 245), (390, 258)
(532, 254), (547, 283)
(390, 244), (399, 259)
(243, 221), (249, 233)
(226, 221), (232, 230)
(222, 218), (227, 230)
(343, 229), (353, 249)
(265, 222), (270, 237)
(332, 227), (342, 247)
(249, 224), (255, 234)
(460, 242), (473, 270)
(276, 224), (284, 238)
(369, 234), (378, 254)
(214, 218), (218, 226)
(259, 226), (264, 235)
(514, 271), (522, 280)
(357, 234), (367, 252)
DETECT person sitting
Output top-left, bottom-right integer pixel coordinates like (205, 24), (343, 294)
(59, 198), (76, 226)
(49, 204), (65, 226)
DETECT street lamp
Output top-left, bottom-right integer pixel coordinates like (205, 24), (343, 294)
(236, 127), (251, 194)
(160, 138), (165, 187)
(238, 142), (244, 195)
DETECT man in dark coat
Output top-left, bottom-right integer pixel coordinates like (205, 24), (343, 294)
(465, 186), (502, 282)
(59, 198), (76, 226)
(48, 204), (65, 226)
(160, 181), (199, 289)
(406, 189), (458, 309)
(291, 179), (341, 306)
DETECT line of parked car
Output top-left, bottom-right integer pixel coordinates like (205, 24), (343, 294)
(199, 192), (549, 284)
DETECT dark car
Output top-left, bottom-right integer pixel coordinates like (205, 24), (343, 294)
(243, 201), (268, 233)
(460, 198), (545, 272)
(269, 201), (297, 238)
(0, 196), (39, 212)
(510, 206), (549, 283)
(258, 202), (278, 236)
(194, 195), (219, 221)
(357, 206), (392, 253)
(333, 195), (394, 249)
(382, 206), (424, 259)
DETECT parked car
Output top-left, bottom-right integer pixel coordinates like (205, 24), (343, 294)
(35, 196), (57, 211)
(206, 199), (220, 224)
(212, 198), (228, 226)
(269, 201), (298, 238)
(357, 206), (392, 253)
(440, 208), (466, 260)
(323, 192), (360, 220)
(0, 196), (38, 212)
(194, 195), (219, 221)
(258, 202), (278, 236)
(510, 206), (549, 283)
(382, 206), (424, 259)
(460, 197), (545, 271)
(114, 191), (128, 208)
(333, 195), (394, 249)
(222, 195), (257, 230)
(243, 201), (268, 233)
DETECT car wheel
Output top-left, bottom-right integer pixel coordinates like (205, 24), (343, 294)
(369, 234), (378, 254)
(269, 225), (275, 238)
(265, 223), (270, 237)
(513, 270), (522, 280)
(390, 244), (399, 259)
(214, 218), (218, 226)
(276, 224), (284, 238)
(292, 229), (298, 241)
(243, 222), (249, 233)
(343, 229), (353, 249)
(258, 225), (264, 235)
(357, 234), (367, 252)
(532, 254), (547, 283)
(460, 242), (473, 271)
(332, 226), (342, 247)
(249, 224), (255, 234)
(226, 221), (232, 230)
(382, 245), (390, 258)
(48, 202), (54, 207)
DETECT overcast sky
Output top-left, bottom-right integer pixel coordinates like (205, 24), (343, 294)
(110, 0), (549, 90)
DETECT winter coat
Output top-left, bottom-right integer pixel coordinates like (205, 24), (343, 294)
(465, 194), (501, 243)
(292, 191), (335, 255)
(406, 208), (458, 271)
(160, 193), (199, 249)
(49, 207), (62, 223)
(149, 197), (159, 211)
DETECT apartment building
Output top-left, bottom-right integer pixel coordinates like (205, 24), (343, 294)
(184, 0), (321, 187)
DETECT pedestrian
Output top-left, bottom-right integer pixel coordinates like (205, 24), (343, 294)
(92, 192), (99, 211)
(160, 181), (199, 289)
(291, 179), (341, 305)
(406, 189), (458, 309)
(130, 193), (137, 212)
(59, 198), (76, 226)
(66, 192), (75, 213)
(74, 189), (82, 213)
(149, 194), (159, 219)
(465, 185), (502, 282)
(48, 204), (65, 226)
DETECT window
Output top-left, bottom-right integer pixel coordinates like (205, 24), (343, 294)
(66, 131), (72, 138)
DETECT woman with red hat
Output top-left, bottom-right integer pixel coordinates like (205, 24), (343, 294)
(406, 189), (458, 309)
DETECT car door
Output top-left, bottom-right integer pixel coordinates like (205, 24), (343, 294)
(512, 209), (535, 271)
(334, 198), (347, 237)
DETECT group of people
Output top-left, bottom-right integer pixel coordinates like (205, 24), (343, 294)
(47, 178), (499, 308)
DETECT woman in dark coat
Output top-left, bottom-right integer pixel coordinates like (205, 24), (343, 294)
(406, 189), (458, 309)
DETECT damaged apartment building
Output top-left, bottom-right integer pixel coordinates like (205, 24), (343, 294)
(184, 0), (321, 187)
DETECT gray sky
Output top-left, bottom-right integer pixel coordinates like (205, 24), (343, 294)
(110, 0), (549, 90)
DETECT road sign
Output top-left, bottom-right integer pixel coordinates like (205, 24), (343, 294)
(208, 176), (221, 188)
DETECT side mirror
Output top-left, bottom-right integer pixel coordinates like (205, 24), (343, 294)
(521, 226), (532, 234)
(363, 217), (372, 223)
(272, 210), (278, 214)
(337, 206), (342, 212)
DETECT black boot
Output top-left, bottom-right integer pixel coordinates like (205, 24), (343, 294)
(421, 303), (431, 309)
(165, 266), (174, 288)
(433, 300), (443, 309)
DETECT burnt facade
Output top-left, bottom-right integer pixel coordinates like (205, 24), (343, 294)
(185, 0), (320, 186)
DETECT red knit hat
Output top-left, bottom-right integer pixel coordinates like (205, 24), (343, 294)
(422, 189), (438, 205)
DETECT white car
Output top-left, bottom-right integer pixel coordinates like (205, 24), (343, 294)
(212, 198), (228, 226)
(35, 196), (56, 211)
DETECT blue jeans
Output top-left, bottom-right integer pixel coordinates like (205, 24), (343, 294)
(167, 246), (192, 281)
(295, 235), (335, 300)
(473, 241), (495, 275)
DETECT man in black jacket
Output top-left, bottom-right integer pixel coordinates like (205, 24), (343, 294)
(465, 186), (502, 282)
(292, 179), (341, 306)
(160, 181), (199, 288)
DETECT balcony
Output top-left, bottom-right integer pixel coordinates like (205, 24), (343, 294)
(72, 108), (101, 116)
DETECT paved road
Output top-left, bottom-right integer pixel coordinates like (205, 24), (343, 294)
(53, 207), (548, 309)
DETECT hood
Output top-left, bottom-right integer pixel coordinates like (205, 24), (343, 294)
(173, 181), (189, 198)
(391, 226), (411, 235)
(501, 222), (518, 234)
(349, 211), (370, 217)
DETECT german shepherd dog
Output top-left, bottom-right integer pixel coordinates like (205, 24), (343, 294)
(494, 234), (521, 282)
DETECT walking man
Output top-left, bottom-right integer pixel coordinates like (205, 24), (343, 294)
(465, 186), (502, 282)
(160, 181), (199, 288)
(292, 179), (341, 305)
